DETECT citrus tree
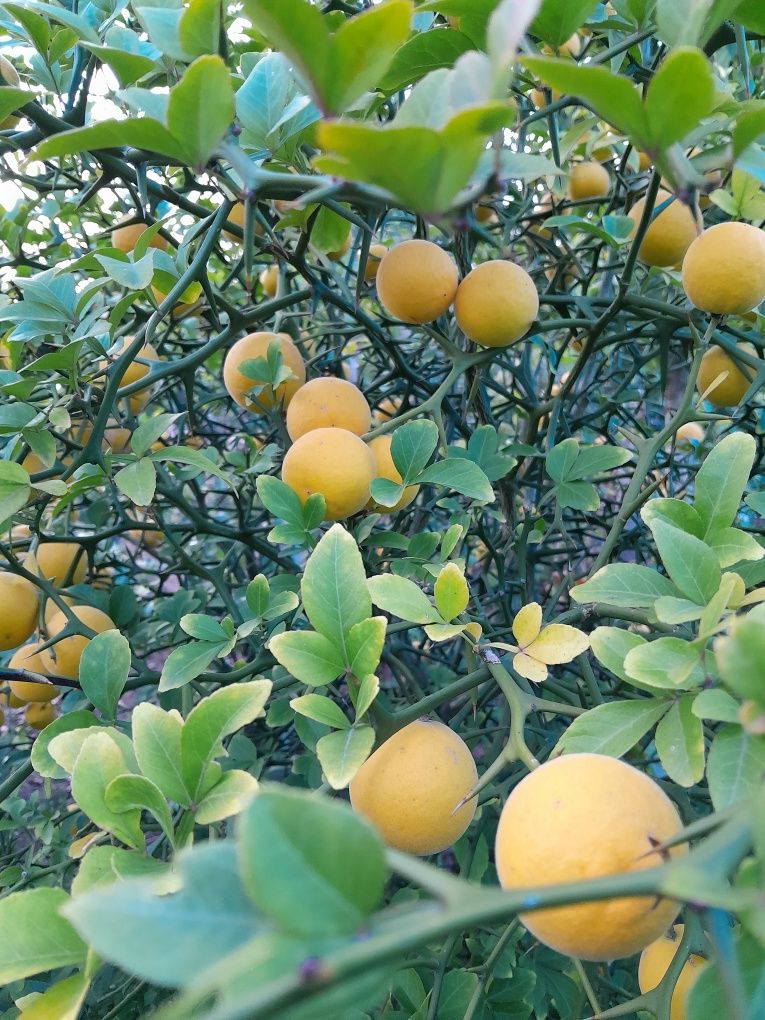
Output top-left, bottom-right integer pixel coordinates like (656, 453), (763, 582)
(1, 0), (765, 1017)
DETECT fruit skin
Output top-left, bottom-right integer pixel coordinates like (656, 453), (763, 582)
(675, 422), (704, 445)
(223, 332), (306, 411)
(31, 542), (87, 587)
(364, 243), (388, 282)
(224, 201), (263, 241)
(638, 926), (707, 1020)
(40, 605), (116, 679)
(0, 572), (39, 651)
(568, 161), (610, 200)
(111, 221), (168, 254)
(286, 377), (371, 441)
(376, 240), (459, 324)
(349, 719), (478, 855)
(638, 151), (653, 172)
(495, 753), (686, 961)
(455, 260), (539, 347)
(104, 343), (158, 415)
(367, 435), (419, 512)
(25, 701), (56, 730)
(8, 642), (57, 703)
(372, 395), (400, 423)
(696, 343), (758, 407)
(629, 189), (699, 268)
(0, 55), (21, 129)
(260, 265), (278, 297)
(281, 427), (375, 521)
(44, 593), (75, 626)
(73, 420), (131, 453)
(682, 222), (765, 314)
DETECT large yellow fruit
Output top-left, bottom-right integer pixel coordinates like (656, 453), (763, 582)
(682, 222), (765, 314)
(455, 260), (539, 347)
(44, 593), (75, 626)
(281, 427), (375, 521)
(25, 702), (56, 730)
(40, 605), (116, 679)
(376, 240), (459, 323)
(350, 719), (477, 855)
(260, 265), (278, 297)
(367, 435), (419, 513)
(638, 926), (707, 1020)
(0, 55), (21, 129)
(111, 220), (168, 255)
(364, 243), (388, 282)
(286, 377), (371, 441)
(8, 643), (57, 703)
(568, 161), (610, 200)
(495, 753), (685, 961)
(629, 189), (699, 268)
(696, 343), (758, 407)
(30, 542), (87, 587)
(0, 573), (39, 651)
(223, 332), (306, 411)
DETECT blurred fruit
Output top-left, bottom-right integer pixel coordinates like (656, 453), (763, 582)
(675, 422), (704, 445)
(629, 189), (699, 268)
(568, 161), (610, 200)
(25, 701), (56, 730)
(281, 427), (375, 521)
(223, 200), (264, 241)
(73, 420), (131, 453)
(286, 377), (371, 440)
(223, 332), (306, 411)
(638, 926), (707, 1020)
(372, 395), (400, 423)
(8, 643), (57, 703)
(696, 344), (759, 407)
(40, 605), (116, 679)
(363, 243), (387, 282)
(0, 572), (39, 651)
(474, 204), (497, 225)
(455, 260), (539, 347)
(0, 55), (21, 129)
(111, 220), (168, 254)
(638, 151), (653, 171)
(260, 265), (278, 297)
(682, 222), (765, 314)
(376, 240), (459, 323)
(366, 435), (419, 512)
(103, 342), (159, 416)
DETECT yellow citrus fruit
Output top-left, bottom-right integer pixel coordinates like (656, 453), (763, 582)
(495, 753), (685, 961)
(286, 377), (371, 441)
(260, 265), (278, 297)
(638, 151), (653, 172)
(104, 342), (158, 416)
(44, 593), (75, 626)
(364, 243), (388, 282)
(22, 451), (46, 476)
(223, 332), (306, 411)
(638, 926), (707, 1020)
(629, 189), (700, 268)
(73, 420), (131, 453)
(150, 283), (197, 319)
(25, 701), (56, 730)
(455, 260), (539, 347)
(376, 240), (459, 324)
(0, 55), (21, 129)
(30, 542), (87, 587)
(367, 435), (419, 512)
(696, 343), (758, 407)
(543, 33), (581, 58)
(0, 572), (39, 651)
(40, 605), (116, 679)
(474, 204), (497, 225)
(350, 719), (477, 855)
(372, 395), (400, 423)
(675, 422), (704, 445)
(223, 201), (264, 241)
(9, 643), (57, 703)
(281, 427), (375, 521)
(682, 222), (765, 314)
(568, 161), (610, 200)
(111, 221), (168, 255)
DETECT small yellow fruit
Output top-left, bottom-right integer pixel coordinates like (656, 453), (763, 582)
(629, 189), (700, 268)
(638, 926), (707, 1020)
(367, 435), (419, 512)
(363, 243), (388, 282)
(260, 265), (278, 297)
(372, 395), (400, 423)
(696, 344), (759, 407)
(223, 332), (306, 411)
(223, 201), (264, 241)
(30, 542), (87, 587)
(103, 343), (158, 416)
(0, 55), (21, 129)
(559, 33), (581, 57)
(376, 240), (459, 324)
(675, 422), (704, 445)
(25, 701), (56, 730)
(568, 161), (610, 200)
(350, 719), (477, 855)
(682, 222), (765, 314)
(638, 151), (653, 172)
(8, 642), (57, 703)
(530, 87), (546, 109)
(286, 377), (371, 441)
(455, 260), (539, 347)
(474, 204), (497, 224)
(40, 605), (116, 679)
(495, 753), (685, 961)
(0, 572), (39, 651)
(73, 420), (131, 454)
(22, 451), (46, 477)
(281, 427), (375, 521)
(111, 221), (168, 255)
(150, 283), (197, 319)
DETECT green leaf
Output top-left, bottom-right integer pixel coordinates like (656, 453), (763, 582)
(71, 845), (168, 897)
(346, 616), (387, 678)
(0, 460), (31, 522)
(654, 596), (705, 624)
(180, 613), (230, 642)
(589, 627), (652, 689)
(78, 629), (130, 721)
(732, 105), (765, 159)
(554, 699), (669, 757)
(641, 497), (705, 538)
(655, 695), (706, 787)
(391, 419), (438, 481)
(687, 932), (765, 1020)
(707, 725), (765, 810)
(692, 687), (741, 722)
(256, 474), (305, 527)
(311, 204), (352, 256)
(166, 55), (234, 168)
(379, 28), (474, 94)
(35, 118), (186, 161)
(417, 458), (494, 502)
(434, 562), (469, 621)
(114, 458), (156, 507)
(30, 710), (101, 780)
(650, 520), (721, 604)
(566, 444), (633, 480)
(159, 640), (229, 693)
(301, 523), (372, 659)
(178, 0), (220, 57)
(105, 774), (175, 845)
(354, 674), (380, 719)
(367, 573), (442, 624)
(316, 725), (376, 789)
(195, 769), (258, 824)
(570, 563), (678, 608)
(131, 703), (189, 807)
(554, 480), (599, 511)
(290, 693), (350, 730)
(0, 889), (86, 983)
(238, 786), (385, 935)
(181, 680), (272, 799)
(546, 438), (579, 482)
(695, 432), (756, 538)
(131, 412), (182, 458)
(531, 0), (600, 46)
(269, 629), (346, 687)
(715, 613), (765, 702)
(82, 43), (156, 87)
(246, 574), (270, 617)
(15, 973), (89, 1020)
(624, 637), (706, 690)
(644, 47), (715, 149)
(71, 733), (144, 850)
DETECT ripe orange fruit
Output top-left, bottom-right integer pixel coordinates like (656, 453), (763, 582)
(40, 605), (116, 679)
(281, 427), (375, 521)
(682, 222), (765, 314)
(638, 926), (707, 1020)
(103, 342), (159, 416)
(363, 243), (388, 282)
(568, 161), (610, 200)
(0, 572), (39, 651)
(8, 643), (57, 703)
(376, 240), (459, 323)
(628, 189), (699, 268)
(30, 542), (87, 587)
(223, 332), (306, 411)
(454, 260), (539, 347)
(111, 220), (168, 255)
(25, 701), (56, 730)
(259, 265), (278, 297)
(696, 343), (758, 407)
(366, 435), (419, 512)
(349, 719), (477, 855)
(286, 377), (371, 441)
(495, 753), (685, 961)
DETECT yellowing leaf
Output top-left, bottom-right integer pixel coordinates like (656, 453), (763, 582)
(512, 602), (542, 647)
(525, 624), (590, 665)
(433, 562), (469, 621)
(513, 651), (548, 683)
